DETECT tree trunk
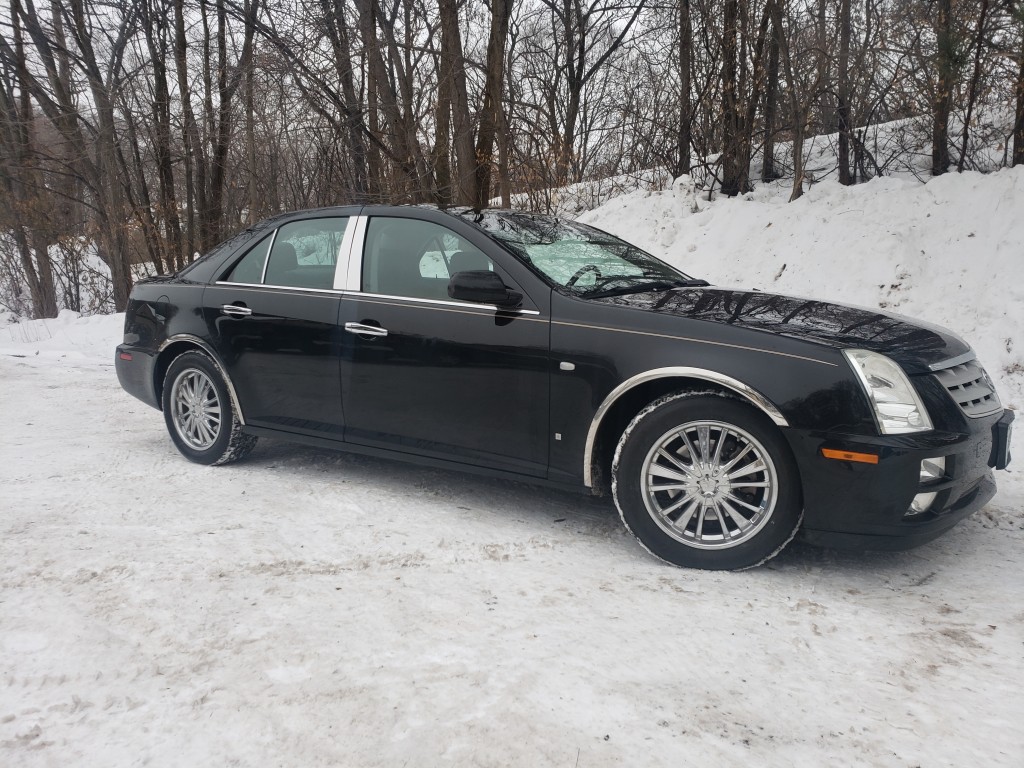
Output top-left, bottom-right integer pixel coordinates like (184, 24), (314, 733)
(205, 0), (230, 247)
(174, 0), (205, 262)
(496, 99), (511, 207)
(121, 106), (168, 275)
(204, 0), (258, 247)
(720, 0), (744, 196)
(957, 0), (990, 172)
(766, 0), (805, 201)
(438, 0), (476, 205)
(245, 1), (258, 222)
(837, 0), (852, 185)
(762, 10), (780, 182)
(5, 0), (57, 316)
(1015, 28), (1024, 167)
(434, 38), (453, 207)
(322, 0), (369, 202)
(932, 0), (954, 177)
(676, 0), (692, 176)
(143, 0), (184, 267)
(67, 0), (133, 309)
(353, 0), (429, 200)
(474, 0), (511, 209)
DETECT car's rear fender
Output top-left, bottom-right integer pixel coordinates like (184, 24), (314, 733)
(155, 336), (247, 425)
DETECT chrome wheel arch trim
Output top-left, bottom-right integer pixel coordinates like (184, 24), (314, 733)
(157, 334), (247, 426)
(583, 367), (790, 488)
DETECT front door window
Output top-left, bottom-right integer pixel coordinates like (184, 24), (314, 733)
(361, 217), (493, 300)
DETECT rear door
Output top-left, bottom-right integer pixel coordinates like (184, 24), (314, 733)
(338, 213), (551, 476)
(204, 215), (353, 437)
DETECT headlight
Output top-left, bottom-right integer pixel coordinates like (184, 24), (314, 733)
(843, 349), (933, 434)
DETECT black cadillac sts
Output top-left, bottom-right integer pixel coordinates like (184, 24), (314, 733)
(116, 205), (1013, 570)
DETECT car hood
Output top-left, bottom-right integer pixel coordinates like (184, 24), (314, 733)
(596, 286), (970, 374)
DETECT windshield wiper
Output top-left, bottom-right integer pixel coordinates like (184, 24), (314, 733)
(584, 277), (709, 299)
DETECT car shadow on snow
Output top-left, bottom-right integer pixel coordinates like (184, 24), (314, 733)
(230, 437), (979, 578)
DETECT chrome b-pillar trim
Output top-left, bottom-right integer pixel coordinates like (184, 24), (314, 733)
(583, 366), (790, 488)
(339, 215), (368, 291)
(158, 334), (247, 426)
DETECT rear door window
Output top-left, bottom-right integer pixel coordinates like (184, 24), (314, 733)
(223, 218), (349, 289)
(223, 233), (273, 284)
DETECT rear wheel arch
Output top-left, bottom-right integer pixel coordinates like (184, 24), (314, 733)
(161, 349), (257, 465)
(155, 336), (245, 425)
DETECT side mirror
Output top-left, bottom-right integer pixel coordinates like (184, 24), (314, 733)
(448, 270), (523, 308)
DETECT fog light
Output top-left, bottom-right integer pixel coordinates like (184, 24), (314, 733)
(920, 457), (945, 483)
(909, 492), (937, 515)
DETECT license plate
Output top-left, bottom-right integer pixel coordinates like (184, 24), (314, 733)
(992, 411), (1014, 470)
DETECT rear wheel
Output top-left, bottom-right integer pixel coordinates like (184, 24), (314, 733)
(613, 392), (801, 570)
(162, 351), (257, 465)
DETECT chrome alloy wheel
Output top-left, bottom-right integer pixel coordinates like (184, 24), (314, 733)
(640, 420), (779, 550)
(170, 368), (223, 451)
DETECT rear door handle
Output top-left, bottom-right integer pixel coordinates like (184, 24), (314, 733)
(344, 322), (388, 338)
(221, 304), (252, 317)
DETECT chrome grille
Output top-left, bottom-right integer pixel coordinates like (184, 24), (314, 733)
(932, 359), (1001, 418)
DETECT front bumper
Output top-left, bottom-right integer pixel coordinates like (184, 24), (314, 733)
(787, 408), (1013, 551)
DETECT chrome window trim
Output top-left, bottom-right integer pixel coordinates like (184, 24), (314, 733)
(342, 215), (368, 291)
(350, 290), (541, 316)
(157, 334), (247, 426)
(257, 227), (280, 284)
(213, 281), (344, 296)
(583, 367), (790, 488)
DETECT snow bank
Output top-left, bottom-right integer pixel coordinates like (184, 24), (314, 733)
(579, 167), (1024, 416)
(0, 309), (124, 366)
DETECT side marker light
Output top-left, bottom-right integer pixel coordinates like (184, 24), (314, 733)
(821, 448), (879, 465)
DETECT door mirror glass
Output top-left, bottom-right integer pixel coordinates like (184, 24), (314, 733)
(448, 270), (522, 308)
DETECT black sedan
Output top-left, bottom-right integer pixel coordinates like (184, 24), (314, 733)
(116, 205), (1013, 570)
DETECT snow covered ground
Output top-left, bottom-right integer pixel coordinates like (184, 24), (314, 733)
(2, 169), (1022, 766)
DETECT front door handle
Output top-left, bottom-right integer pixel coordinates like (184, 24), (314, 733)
(221, 304), (252, 317)
(344, 322), (388, 338)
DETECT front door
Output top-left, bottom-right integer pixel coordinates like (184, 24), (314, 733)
(339, 214), (550, 476)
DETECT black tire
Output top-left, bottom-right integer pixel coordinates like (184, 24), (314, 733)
(161, 350), (257, 465)
(612, 392), (802, 570)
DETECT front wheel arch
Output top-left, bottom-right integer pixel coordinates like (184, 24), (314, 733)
(587, 373), (787, 494)
(612, 391), (803, 570)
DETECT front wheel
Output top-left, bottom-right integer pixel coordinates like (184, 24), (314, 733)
(613, 392), (802, 570)
(162, 350), (257, 465)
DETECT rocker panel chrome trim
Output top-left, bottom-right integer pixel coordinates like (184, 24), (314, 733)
(583, 367), (790, 488)
(158, 334), (247, 426)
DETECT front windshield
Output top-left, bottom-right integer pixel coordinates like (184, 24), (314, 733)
(464, 211), (700, 297)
